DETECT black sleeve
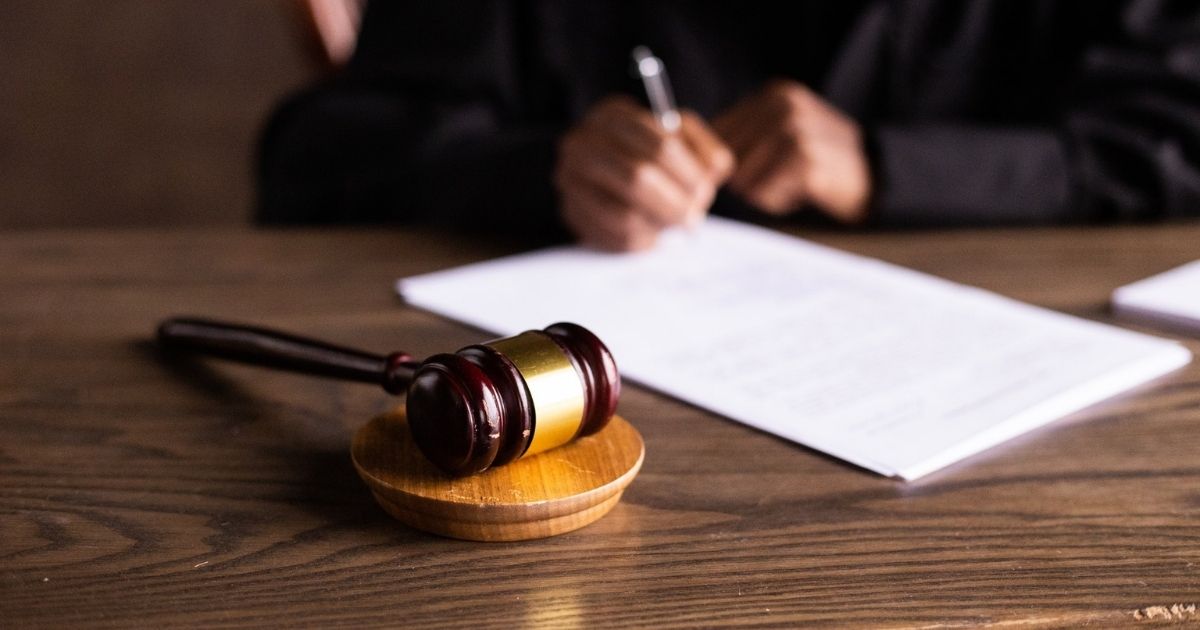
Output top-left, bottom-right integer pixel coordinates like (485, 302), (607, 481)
(869, 1), (1200, 226)
(258, 1), (568, 240)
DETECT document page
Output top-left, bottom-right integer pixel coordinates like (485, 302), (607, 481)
(399, 218), (1191, 479)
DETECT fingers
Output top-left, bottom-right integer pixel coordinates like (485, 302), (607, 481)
(563, 81), (871, 238)
(729, 134), (806, 215)
(558, 131), (693, 227)
(554, 97), (735, 251)
(716, 81), (804, 213)
(679, 111), (735, 181)
(727, 132), (786, 194)
(588, 102), (719, 225)
(712, 92), (773, 156)
(714, 80), (872, 219)
(558, 172), (661, 251)
(590, 100), (709, 194)
(722, 110), (806, 215)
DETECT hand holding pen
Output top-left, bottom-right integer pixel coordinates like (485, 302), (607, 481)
(554, 47), (734, 252)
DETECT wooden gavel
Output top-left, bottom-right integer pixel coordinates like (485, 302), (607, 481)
(156, 318), (620, 476)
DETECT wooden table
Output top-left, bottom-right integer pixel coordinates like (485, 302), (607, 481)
(3, 225), (1199, 628)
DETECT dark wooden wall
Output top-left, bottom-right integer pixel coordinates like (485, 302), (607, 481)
(0, 1), (316, 228)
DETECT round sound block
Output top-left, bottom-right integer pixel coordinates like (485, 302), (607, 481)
(352, 409), (644, 541)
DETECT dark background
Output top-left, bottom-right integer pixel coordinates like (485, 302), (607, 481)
(0, 1), (317, 228)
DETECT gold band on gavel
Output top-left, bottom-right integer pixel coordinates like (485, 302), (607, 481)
(486, 331), (585, 457)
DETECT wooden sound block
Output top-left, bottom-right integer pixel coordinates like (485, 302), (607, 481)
(352, 408), (644, 542)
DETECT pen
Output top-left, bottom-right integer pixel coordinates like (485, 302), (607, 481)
(631, 46), (681, 133)
(632, 45), (703, 232)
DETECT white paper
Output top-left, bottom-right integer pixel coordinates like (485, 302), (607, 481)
(399, 218), (1191, 479)
(1113, 260), (1200, 332)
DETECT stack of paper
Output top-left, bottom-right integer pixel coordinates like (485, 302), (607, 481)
(1113, 261), (1200, 333)
(399, 218), (1190, 480)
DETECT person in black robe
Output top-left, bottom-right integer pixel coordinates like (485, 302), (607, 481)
(259, 1), (1200, 250)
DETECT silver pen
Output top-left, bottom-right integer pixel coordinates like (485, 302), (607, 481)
(631, 46), (681, 133)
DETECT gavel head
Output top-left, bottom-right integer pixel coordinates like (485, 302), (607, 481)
(404, 323), (620, 476)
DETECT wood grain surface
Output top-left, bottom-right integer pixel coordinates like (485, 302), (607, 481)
(2, 225), (1199, 628)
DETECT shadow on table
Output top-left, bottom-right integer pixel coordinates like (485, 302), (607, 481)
(137, 339), (434, 543)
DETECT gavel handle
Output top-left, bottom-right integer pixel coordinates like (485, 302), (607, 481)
(156, 317), (417, 394)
